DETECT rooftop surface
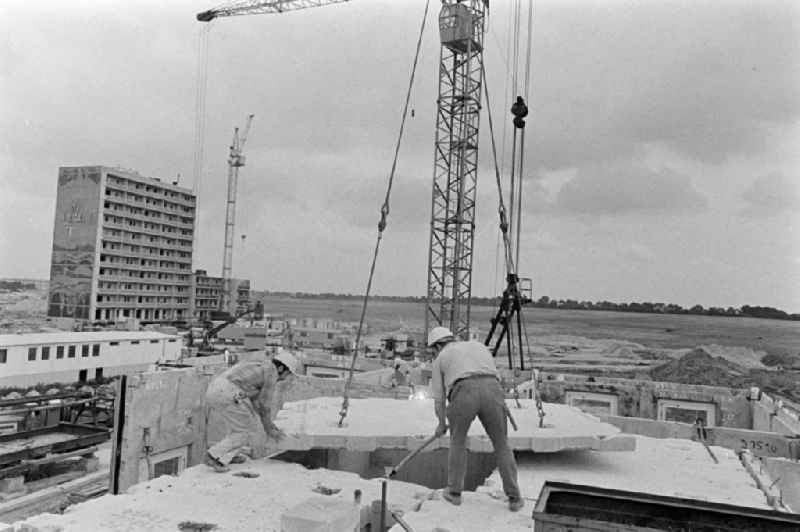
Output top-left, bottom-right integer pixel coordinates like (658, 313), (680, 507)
(11, 435), (770, 532)
(273, 397), (636, 453)
(0, 331), (177, 347)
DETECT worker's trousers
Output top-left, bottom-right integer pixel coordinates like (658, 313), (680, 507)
(205, 377), (269, 466)
(446, 376), (521, 501)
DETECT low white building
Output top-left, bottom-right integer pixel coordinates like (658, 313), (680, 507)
(0, 331), (182, 387)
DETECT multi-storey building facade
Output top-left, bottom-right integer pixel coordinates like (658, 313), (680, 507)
(191, 270), (251, 321)
(192, 270), (223, 321)
(48, 166), (195, 322)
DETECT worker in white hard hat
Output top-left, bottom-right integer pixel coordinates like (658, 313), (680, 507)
(427, 326), (523, 512)
(391, 357), (409, 387)
(204, 350), (299, 472)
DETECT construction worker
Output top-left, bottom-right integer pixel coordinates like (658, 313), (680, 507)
(204, 351), (299, 472)
(428, 326), (524, 512)
(392, 357), (409, 387)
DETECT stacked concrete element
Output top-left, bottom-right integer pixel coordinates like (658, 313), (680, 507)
(271, 397), (635, 453)
(110, 365), (417, 493)
(534, 374), (754, 427)
(48, 166), (196, 323)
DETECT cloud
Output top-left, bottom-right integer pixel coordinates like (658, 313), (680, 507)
(741, 172), (800, 214)
(509, 0), (800, 170)
(552, 161), (707, 215)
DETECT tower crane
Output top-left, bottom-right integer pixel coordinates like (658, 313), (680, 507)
(424, 0), (489, 341)
(221, 114), (254, 315)
(196, 0), (493, 342)
(197, 0), (348, 21)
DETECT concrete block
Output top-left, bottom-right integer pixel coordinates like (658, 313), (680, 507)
(13, 525), (63, 532)
(0, 477), (23, 494)
(78, 456), (100, 473)
(280, 496), (360, 532)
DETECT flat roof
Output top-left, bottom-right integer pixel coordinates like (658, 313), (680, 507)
(0, 331), (177, 347)
(15, 435), (774, 532)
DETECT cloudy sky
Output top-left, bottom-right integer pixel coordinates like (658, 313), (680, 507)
(1, 0), (799, 312)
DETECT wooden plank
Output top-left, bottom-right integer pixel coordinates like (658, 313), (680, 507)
(109, 374), (126, 495)
(0, 471), (108, 524)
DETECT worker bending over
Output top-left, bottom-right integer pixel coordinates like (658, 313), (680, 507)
(204, 351), (299, 472)
(428, 327), (524, 512)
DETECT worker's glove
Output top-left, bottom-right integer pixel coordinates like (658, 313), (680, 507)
(434, 422), (448, 438)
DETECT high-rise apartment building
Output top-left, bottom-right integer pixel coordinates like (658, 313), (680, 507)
(48, 166), (196, 322)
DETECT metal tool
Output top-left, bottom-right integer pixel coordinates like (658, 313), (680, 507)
(505, 405), (519, 431)
(386, 432), (440, 478)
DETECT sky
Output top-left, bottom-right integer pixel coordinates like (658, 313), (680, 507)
(1, 0), (799, 312)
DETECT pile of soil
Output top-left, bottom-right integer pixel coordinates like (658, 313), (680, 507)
(650, 347), (749, 388)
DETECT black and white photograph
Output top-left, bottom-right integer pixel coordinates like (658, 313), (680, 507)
(1, 0), (798, 530)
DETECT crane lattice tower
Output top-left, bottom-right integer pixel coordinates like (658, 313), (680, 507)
(425, 0), (487, 340)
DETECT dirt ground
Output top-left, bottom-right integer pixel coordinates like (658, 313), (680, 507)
(2, 289), (797, 400)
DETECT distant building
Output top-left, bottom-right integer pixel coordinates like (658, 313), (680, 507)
(0, 331), (182, 387)
(191, 270), (223, 321)
(191, 270), (251, 321)
(47, 166), (195, 323)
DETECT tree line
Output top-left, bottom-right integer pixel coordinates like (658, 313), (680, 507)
(256, 290), (799, 321)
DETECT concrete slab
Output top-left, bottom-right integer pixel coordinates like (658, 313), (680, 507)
(16, 460), (428, 532)
(390, 490), (531, 532)
(273, 397), (636, 453)
(480, 435), (772, 511)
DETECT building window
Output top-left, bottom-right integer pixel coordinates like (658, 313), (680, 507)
(131, 340), (140, 345)
(68, 345), (76, 358)
(56, 346), (64, 359)
(41, 346), (50, 360)
(28, 347), (37, 361)
(110, 341), (120, 346)
(0, 349), (6, 364)
(92, 344), (100, 357)
(168, 339), (177, 343)
(150, 339), (159, 344)
(81, 344), (89, 357)
(95, 368), (104, 380)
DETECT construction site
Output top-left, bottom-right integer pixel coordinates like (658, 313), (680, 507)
(1, 0), (799, 531)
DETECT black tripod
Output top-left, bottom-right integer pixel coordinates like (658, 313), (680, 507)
(485, 272), (527, 370)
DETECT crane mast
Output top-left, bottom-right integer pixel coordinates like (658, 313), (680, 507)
(425, 0), (487, 341)
(221, 114), (254, 314)
(197, 0), (348, 21)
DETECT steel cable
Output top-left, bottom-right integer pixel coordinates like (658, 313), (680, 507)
(338, 0), (431, 427)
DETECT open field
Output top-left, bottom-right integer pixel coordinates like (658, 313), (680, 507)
(258, 295), (799, 358)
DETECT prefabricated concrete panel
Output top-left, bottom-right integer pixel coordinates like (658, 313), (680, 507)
(564, 391), (619, 417)
(111, 367), (213, 493)
(657, 398), (716, 426)
(753, 395), (800, 436)
(272, 397), (635, 454)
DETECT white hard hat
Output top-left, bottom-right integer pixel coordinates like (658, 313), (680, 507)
(273, 351), (299, 375)
(427, 326), (454, 347)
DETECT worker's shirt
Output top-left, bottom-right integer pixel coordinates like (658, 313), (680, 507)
(223, 361), (277, 400)
(430, 340), (499, 405)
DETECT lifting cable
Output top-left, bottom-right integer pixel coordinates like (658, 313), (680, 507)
(483, 56), (546, 427)
(337, 0), (432, 427)
(192, 22), (212, 262)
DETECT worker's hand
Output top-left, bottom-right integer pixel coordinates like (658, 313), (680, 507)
(434, 422), (448, 438)
(267, 427), (287, 441)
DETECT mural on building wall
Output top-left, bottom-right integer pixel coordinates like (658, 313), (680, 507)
(48, 167), (102, 319)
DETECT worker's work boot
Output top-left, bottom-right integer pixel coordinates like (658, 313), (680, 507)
(204, 452), (230, 473)
(508, 497), (525, 512)
(442, 490), (462, 506)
